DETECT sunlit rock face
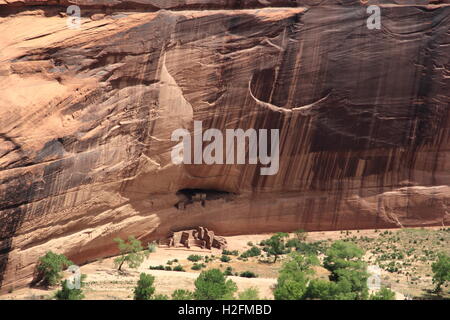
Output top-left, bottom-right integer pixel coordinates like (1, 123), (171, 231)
(0, 0), (449, 291)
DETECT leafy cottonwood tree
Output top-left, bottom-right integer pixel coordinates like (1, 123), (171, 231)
(323, 240), (365, 278)
(265, 233), (289, 263)
(275, 242), (370, 300)
(194, 269), (237, 300)
(431, 253), (450, 293)
(273, 253), (318, 300)
(114, 236), (150, 271)
(36, 251), (73, 287)
(322, 241), (369, 300)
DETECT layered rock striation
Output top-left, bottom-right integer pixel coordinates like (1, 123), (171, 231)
(0, 0), (449, 291)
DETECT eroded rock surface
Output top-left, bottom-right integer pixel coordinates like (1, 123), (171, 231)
(0, 0), (449, 291)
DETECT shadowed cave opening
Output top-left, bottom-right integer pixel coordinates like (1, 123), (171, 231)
(175, 188), (236, 210)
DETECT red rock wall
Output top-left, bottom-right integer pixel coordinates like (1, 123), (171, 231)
(0, 1), (449, 291)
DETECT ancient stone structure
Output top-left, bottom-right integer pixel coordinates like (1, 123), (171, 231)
(0, 1), (449, 292)
(163, 227), (227, 250)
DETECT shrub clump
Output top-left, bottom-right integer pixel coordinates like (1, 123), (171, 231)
(240, 246), (261, 258)
(187, 255), (203, 262)
(191, 263), (207, 270)
(239, 271), (258, 278)
(222, 250), (239, 256)
(134, 273), (156, 300)
(149, 265), (165, 270)
(36, 251), (73, 287)
(220, 255), (231, 263)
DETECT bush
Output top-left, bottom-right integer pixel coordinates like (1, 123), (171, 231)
(223, 267), (233, 276)
(191, 263), (206, 271)
(241, 246), (261, 258)
(222, 250), (239, 256)
(149, 265), (165, 270)
(194, 269), (237, 300)
(134, 273), (156, 300)
(36, 251), (73, 287)
(239, 271), (258, 278)
(369, 287), (396, 300)
(187, 255), (203, 262)
(238, 287), (260, 300)
(173, 265), (185, 272)
(55, 278), (85, 300)
(385, 262), (399, 273)
(171, 289), (194, 300)
(220, 255), (231, 263)
(165, 266), (172, 271)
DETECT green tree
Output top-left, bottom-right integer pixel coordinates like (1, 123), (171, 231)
(333, 268), (369, 300)
(238, 287), (260, 300)
(323, 241), (369, 300)
(36, 251), (73, 287)
(305, 277), (365, 300)
(194, 269), (237, 300)
(431, 253), (450, 293)
(273, 253), (318, 300)
(171, 289), (195, 300)
(286, 238), (302, 249)
(369, 287), (396, 300)
(55, 279), (85, 300)
(323, 241), (365, 278)
(304, 279), (339, 300)
(265, 233), (289, 263)
(114, 236), (149, 271)
(133, 273), (156, 300)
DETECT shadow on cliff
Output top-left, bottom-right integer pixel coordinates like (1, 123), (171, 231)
(0, 176), (32, 290)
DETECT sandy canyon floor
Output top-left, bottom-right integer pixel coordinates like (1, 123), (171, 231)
(1, 227), (449, 300)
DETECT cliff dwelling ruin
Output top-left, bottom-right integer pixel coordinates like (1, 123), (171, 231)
(175, 189), (236, 210)
(160, 226), (227, 250)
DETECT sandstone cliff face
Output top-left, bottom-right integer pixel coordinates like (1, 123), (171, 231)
(0, 0), (449, 291)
